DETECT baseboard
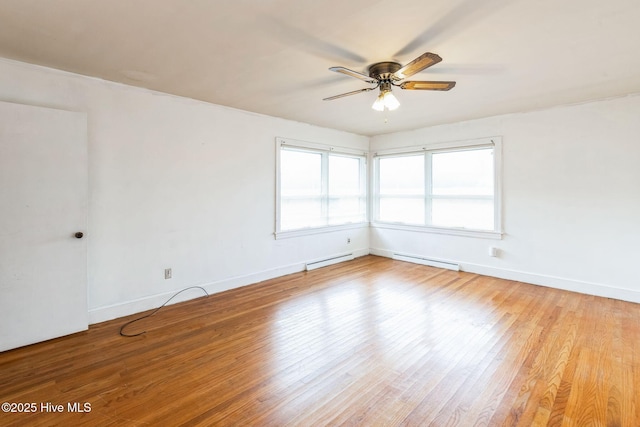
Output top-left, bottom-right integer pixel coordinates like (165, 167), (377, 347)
(392, 253), (459, 271)
(462, 262), (640, 304)
(88, 262), (305, 324)
(305, 252), (355, 271)
(370, 247), (640, 304)
(90, 248), (640, 324)
(88, 248), (370, 324)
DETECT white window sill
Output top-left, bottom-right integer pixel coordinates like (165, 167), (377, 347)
(371, 221), (503, 240)
(275, 222), (369, 240)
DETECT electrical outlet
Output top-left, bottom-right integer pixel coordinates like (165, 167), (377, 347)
(347, 237), (351, 244)
(164, 268), (172, 279)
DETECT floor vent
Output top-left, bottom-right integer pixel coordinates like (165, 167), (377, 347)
(392, 253), (460, 271)
(305, 253), (355, 271)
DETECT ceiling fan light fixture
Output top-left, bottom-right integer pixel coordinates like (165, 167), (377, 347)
(372, 82), (400, 111)
(383, 91), (400, 111)
(372, 93), (385, 111)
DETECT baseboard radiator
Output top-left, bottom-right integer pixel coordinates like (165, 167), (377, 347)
(392, 253), (460, 271)
(305, 253), (355, 271)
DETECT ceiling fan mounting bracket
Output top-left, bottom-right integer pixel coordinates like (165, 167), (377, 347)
(368, 62), (402, 80)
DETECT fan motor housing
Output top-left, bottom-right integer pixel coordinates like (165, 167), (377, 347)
(369, 62), (401, 80)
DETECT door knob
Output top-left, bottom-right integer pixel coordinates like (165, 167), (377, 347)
(74, 232), (84, 239)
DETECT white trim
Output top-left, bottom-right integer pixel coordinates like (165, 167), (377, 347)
(368, 150), (377, 223)
(392, 253), (460, 271)
(371, 221), (503, 239)
(88, 250), (370, 324)
(462, 262), (640, 304)
(372, 136), (500, 157)
(370, 248), (640, 304)
(90, 247), (640, 324)
(369, 248), (390, 256)
(275, 222), (368, 239)
(306, 253), (355, 270)
(276, 137), (367, 156)
(275, 139), (283, 233)
(492, 137), (503, 233)
(88, 261), (305, 324)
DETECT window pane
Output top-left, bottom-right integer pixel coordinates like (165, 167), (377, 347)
(379, 155), (424, 195)
(379, 197), (425, 225)
(328, 196), (366, 225)
(280, 149), (322, 197)
(329, 155), (360, 195)
(281, 197), (324, 230)
(431, 198), (494, 230)
(328, 155), (365, 225)
(432, 148), (493, 196)
(279, 146), (366, 232)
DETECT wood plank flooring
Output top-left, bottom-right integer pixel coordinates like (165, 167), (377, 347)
(1, 255), (639, 426)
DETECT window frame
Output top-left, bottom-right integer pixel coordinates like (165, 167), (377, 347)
(371, 137), (503, 239)
(275, 137), (368, 239)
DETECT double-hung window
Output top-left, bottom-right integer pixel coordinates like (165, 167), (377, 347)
(373, 137), (501, 238)
(276, 138), (367, 237)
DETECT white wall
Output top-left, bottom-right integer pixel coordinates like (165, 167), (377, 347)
(2, 56), (639, 329)
(0, 58), (369, 323)
(370, 94), (640, 302)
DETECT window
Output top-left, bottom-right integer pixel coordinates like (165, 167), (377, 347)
(276, 138), (367, 236)
(373, 138), (501, 237)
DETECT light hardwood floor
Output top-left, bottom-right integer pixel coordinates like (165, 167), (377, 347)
(1, 255), (639, 426)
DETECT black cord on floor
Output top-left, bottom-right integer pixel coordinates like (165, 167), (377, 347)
(119, 286), (209, 337)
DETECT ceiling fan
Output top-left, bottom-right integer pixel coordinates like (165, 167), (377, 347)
(323, 52), (456, 111)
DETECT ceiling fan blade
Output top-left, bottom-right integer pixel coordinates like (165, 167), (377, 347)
(329, 66), (377, 84)
(400, 81), (456, 91)
(393, 52), (442, 80)
(323, 87), (376, 101)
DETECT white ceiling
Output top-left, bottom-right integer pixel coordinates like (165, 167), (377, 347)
(1, 0), (639, 136)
